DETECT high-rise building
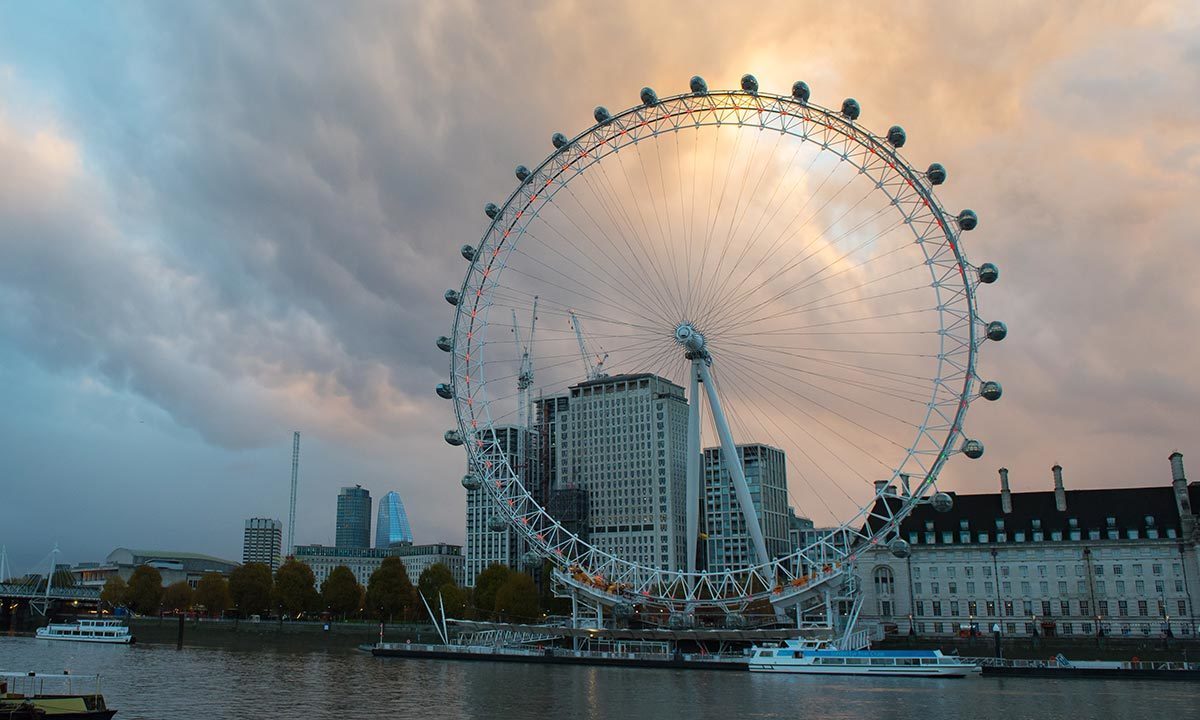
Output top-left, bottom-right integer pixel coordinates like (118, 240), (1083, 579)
(465, 425), (529, 585)
(242, 518), (283, 572)
(703, 444), (789, 572)
(556, 373), (689, 571)
(376, 491), (414, 548)
(335, 485), (372, 549)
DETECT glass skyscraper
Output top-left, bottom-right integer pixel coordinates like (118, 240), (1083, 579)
(375, 491), (414, 548)
(335, 485), (372, 549)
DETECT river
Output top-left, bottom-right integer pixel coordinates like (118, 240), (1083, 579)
(0, 636), (1194, 719)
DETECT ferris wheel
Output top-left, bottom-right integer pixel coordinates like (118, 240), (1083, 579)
(437, 75), (1005, 615)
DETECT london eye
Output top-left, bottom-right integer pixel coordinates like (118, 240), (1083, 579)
(438, 74), (1005, 618)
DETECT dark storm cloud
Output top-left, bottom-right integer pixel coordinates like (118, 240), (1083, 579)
(1, 1), (1198, 564)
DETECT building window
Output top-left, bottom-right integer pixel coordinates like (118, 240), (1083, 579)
(1080, 600), (1089, 616)
(1118, 601), (1128, 617)
(932, 601), (942, 616)
(873, 566), (895, 596)
(986, 600), (995, 615)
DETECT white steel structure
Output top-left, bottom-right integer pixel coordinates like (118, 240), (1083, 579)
(437, 75), (1004, 615)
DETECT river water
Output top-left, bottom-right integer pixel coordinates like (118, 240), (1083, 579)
(0, 636), (1194, 719)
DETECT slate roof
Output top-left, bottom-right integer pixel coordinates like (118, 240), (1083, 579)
(864, 482), (1198, 540)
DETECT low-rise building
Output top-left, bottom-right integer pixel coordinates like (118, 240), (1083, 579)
(73, 548), (240, 589)
(295, 542), (464, 590)
(856, 453), (1200, 639)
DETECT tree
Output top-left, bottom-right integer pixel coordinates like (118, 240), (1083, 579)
(274, 559), (320, 616)
(472, 563), (512, 620)
(229, 562), (273, 616)
(322, 565), (363, 619)
(126, 565), (163, 615)
(366, 557), (415, 622)
(193, 573), (231, 617)
(439, 582), (470, 620)
(417, 563), (457, 618)
(163, 581), (194, 612)
(494, 572), (539, 622)
(100, 575), (128, 610)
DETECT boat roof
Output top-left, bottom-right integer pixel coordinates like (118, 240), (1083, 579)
(808, 650), (942, 658)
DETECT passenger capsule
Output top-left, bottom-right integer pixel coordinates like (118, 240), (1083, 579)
(931, 492), (954, 513)
(958, 209), (978, 231)
(461, 473), (482, 491)
(460, 244), (477, 261)
(889, 538), (911, 559)
(484, 202), (500, 219)
(444, 430), (464, 446)
(980, 380), (1003, 401)
(978, 262), (999, 284)
(444, 289), (460, 306)
(515, 165), (531, 182)
(488, 515), (508, 532)
(435, 383), (454, 399)
(926, 163), (947, 185)
(522, 551), (542, 569)
(436, 336), (452, 352)
(791, 81), (811, 103)
(962, 438), (985, 459)
(886, 125), (906, 148)
(986, 320), (1008, 342)
(841, 98), (861, 120)
(689, 75), (708, 94)
(740, 74), (759, 93)
(593, 106), (612, 124)
(640, 87), (658, 106)
(551, 132), (569, 149)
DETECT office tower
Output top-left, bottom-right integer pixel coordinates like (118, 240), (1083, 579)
(335, 485), (372, 549)
(242, 518), (283, 572)
(703, 444), (789, 572)
(376, 491), (414, 548)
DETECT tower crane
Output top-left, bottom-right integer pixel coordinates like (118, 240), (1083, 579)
(511, 296), (538, 430)
(568, 309), (608, 382)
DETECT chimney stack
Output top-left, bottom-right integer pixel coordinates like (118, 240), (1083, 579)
(1170, 452), (1194, 537)
(999, 467), (1012, 514)
(1053, 464), (1066, 512)
(874, 479), (889, 495)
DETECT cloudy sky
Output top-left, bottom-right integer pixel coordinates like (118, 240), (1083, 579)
(1, 1), (1198, 572)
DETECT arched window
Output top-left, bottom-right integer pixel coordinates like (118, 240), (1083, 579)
(873, 566), (895, 596)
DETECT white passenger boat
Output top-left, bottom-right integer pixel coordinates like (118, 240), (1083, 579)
(749, 639), (979, 677)
(36, 619), (134, 644)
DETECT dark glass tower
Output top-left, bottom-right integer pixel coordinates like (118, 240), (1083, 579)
(335, 485), (372, 549)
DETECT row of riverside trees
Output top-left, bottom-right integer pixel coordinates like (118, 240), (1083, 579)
(98, 558), (548, 623)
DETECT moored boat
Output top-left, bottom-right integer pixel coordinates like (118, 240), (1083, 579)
(748, 639), (980, 677)
(0, 672), (118, 718)
(36, 618), (134, 645)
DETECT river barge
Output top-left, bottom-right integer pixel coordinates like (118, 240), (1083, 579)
(0, 672), (117, 718)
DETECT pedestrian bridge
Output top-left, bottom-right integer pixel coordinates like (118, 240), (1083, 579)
(0, 583), (100, 602)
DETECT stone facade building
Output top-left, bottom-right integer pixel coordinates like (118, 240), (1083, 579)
(857, 453), (1200, 639)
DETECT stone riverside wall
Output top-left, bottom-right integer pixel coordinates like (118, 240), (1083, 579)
(127, 617), (444, 649)
(877, 634), (1200, 662)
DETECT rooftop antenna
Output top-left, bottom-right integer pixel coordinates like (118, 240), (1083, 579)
(288, 431), (300, 556)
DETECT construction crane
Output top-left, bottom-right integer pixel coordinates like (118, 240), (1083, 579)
(569, 309), (609, 382)
(511, 296), (538, 430)
(287, 431), (300, 557)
